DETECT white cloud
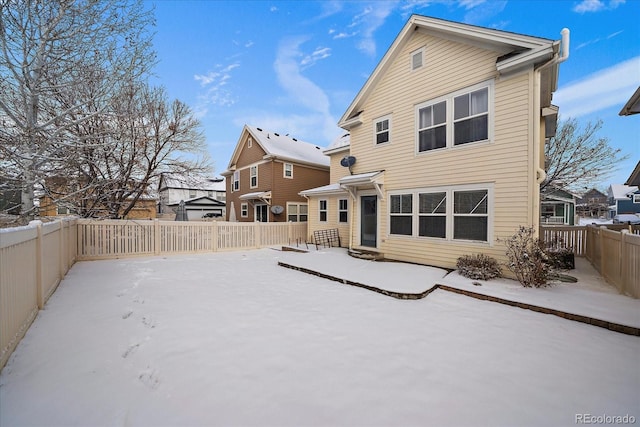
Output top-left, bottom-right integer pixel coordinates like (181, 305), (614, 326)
(463, 0), (507, 24)
(573, 0), (625, 13)
(273, 37), (338, 143)
(333, 1), (397, 56)
(300, 47), (332, 69)
(270, 6), (278, 12)
(554, 56), (640, 118)
(193, 63), (240, 113)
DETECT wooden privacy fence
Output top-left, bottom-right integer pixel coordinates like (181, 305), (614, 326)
(77, 219), (308, 259)
(541, 224), (640, 298)
(0, 219), (78, 371)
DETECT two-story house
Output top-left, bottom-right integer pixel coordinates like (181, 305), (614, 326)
(540, 186), (576, 225)
(303, 15), (569, 270)
(221, 125), (330, 222)
(157, 174), (226, 219)
(608, 184), (640, 217)
(576, 188), (608, 219)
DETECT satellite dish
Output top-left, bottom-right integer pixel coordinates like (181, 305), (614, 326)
(340, 156), (356, 168)
(271, 205), (284, 214)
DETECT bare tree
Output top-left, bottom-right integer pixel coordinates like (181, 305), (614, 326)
(0, 0), (155, 218)
(543, 118), (628, 193)
(52, 83), (211, 219)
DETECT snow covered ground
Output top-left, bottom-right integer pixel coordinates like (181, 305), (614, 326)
(1, 248), (638, 426)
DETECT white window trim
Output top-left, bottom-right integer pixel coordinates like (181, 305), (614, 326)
(247, 137), (252, 148)
(233, 171), (240, 192)
(250, 165), (258, 189)
(415, 80), (494, 154)
(387, 183), (494, 244)
(283, 163), (293, 179)
(240, 202), (248, 218)
(374, 114), (392, 146)
(286, 202), (308, 222)
(338, 198), (348, 223)
(319, 199), (328, 222)
(411, 47), (424, 71)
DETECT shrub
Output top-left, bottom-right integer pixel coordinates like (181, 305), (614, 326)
(456, 254), (502, 280)
(502, 226), (552, 288)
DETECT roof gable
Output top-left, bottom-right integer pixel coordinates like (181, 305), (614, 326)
(339, 14), (564, 128)
(159, 174), (225, 192)
(226, 125), (329, 170)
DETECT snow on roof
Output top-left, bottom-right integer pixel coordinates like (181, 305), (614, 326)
(160, 174), (225, 191)
(299, 183), (345, 196)
(324, 132), (350, 154)
(246, 125), (329, 167)
(609, 184), (639, 200)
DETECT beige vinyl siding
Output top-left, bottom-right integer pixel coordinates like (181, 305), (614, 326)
(305, 196), (350, 247)
(329, 152), (352, 183)
(346, 32), (536, 269)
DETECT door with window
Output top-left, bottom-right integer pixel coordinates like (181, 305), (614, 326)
(360, 196), (377, 247)
(255, 204), (268, 222)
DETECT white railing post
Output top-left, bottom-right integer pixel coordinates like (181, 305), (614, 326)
(34, 222), (44, 309)
(620, 230), (629, 296)
(212, 221), (218, 252)
(254, 222), (261, 248)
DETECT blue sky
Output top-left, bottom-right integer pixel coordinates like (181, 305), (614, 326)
(150, 0), (639, 191)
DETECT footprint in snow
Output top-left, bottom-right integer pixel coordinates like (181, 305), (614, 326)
(122, 343), (140, 358)
(122, 310), (133, 320)
(139, 368), (160, 390)
(142, 316), (156, 329)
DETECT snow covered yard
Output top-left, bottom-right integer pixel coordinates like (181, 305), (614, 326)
(1, 249), (638, 427)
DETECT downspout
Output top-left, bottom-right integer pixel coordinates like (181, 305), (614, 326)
(533, 28), (570, 230)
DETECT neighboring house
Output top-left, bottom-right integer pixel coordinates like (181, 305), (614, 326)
(540, 186), (576, 225)
(608, 184), (640, 217)
(303, 14), (569, 270)
(576, 188), (608, 218)
(158, 174), (226, 218)
(0, 178), (21, 215)
(625, 161), (640, 186)
(166, 196), (226, 221)
(221, 125), (330, 222)
(38, 176), (157, 219)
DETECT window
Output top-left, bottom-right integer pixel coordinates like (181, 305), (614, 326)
(319, 199), (328, 222)
(453, 190), (488, 241)
(411, 47), (424, 70)
(388, 185), (491, 243)
(250, 166), (258, 188)
(287, 203), (308, 222)
(390, 194), (413, 235)
(57, 206), (69, 215)
(233, 171), (239, 192)
(189, 190), (197, 198)
(284, 163), (293, 178)
(633, 194), (640, 203)
(241, 203), (248, 218)
(419, 192), (446, 238)
(418, 101), (446, 151)
(247, 137), (252, 148)
(207, 190), (213, 198)
(454, 87), (488, 145)
(339, 199), (348, 223)
(374, 116), (390, 145)
(417, 81), (492, 153)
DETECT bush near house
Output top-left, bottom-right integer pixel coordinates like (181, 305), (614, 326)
(456, 254), (502, 280)
(503, 226), (552, 288)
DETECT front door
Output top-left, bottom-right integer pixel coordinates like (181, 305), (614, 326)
(360, 196), (377, 247)
(255, 204), (268, 222)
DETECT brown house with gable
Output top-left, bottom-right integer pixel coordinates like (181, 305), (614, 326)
(221, 125), (330, 222)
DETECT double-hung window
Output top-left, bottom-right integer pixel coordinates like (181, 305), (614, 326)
(233, 171), (239, 192)
(250, 166), (258, 188)
(454, 87), (488, 145)
(338, 199), (348, 223)
(374, 116), (390, 145)
(417, 81), (492, 153)
(319, 200), (328, 222)
(390, 194), (413, 235)
(287, 203), (308, 222)
(241, 203), (248, 218)
(418, 101), (446, 151)
(284, 163), (293, 178)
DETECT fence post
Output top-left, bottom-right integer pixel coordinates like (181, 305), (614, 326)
(254, 222), (261, 249)
(212, 221), (218, 252)
(59, 221), (65, 280)
(34, 222), (44, 309)
(288, 221), (293, 245)
(154, 219), (160, 255)
(599, 226), (606, 276)
(620, 230), (629, 296)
